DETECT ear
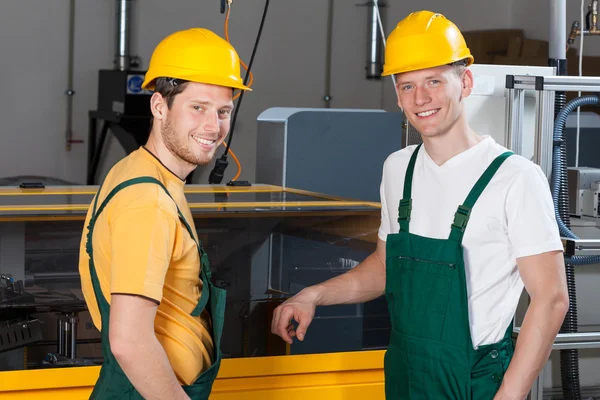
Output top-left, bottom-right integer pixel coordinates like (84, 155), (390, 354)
(396, 88), (404, 112)
(150, 92), (167, 121)
(461, 69), (474, 98)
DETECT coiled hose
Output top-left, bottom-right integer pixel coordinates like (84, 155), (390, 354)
(552, 93), (600, 400)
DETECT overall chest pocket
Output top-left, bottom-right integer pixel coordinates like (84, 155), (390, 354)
(386, 255), (457, 340)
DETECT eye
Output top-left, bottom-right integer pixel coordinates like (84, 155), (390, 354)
(218, 109), (232, 119)
(428, 80), (441, 86)
(192, 105), (204, 111)
(400, 85), (413, 92)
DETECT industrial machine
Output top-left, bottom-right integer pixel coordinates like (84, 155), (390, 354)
(568, 167), (600, 217)
(86, 0), (152, 185)
(0, 184), (384, 399)
(256, 108), (403, 202)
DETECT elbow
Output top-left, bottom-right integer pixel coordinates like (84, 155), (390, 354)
(109, 329), (139, 366)
(556, 289), (570, 318)
(549, 288), (570, 321)
(531, 287), (569, 321)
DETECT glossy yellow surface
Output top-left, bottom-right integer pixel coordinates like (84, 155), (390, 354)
(0, 184), (380, 220)
(0, 350), (386, 399)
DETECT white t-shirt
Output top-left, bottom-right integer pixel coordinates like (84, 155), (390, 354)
(378, 136), (563, 348)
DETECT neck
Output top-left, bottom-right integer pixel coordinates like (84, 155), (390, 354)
(421, 118), (482, 166)
(145, 129), (195, 180)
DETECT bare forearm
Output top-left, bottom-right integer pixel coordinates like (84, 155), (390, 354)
(496, 297), (568, 399)
(114, 335), (190, 400)
(299, 251), (386, 306)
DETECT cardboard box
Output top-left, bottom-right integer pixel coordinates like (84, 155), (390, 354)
(462, 29), (525, 64)
(507, 36), (523, 58)
(492, 55), (549, 67)
(521, 39), (549, 58)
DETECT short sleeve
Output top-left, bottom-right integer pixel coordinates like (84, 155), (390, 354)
(378, 170), (391, 242)
(110, 206), (177, 302)
(505, 164), (563, 259)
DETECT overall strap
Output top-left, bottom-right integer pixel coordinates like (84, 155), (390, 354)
(89, 176), (211, 316)
(449, 151), (513, 243)
(398, 144), (422, 232)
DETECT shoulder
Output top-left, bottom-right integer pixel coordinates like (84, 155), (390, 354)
(99, 157), (178, 219)
(480, 143), (552, 209)
(382, 145), (420, 176)
(485, 140), (546, 183)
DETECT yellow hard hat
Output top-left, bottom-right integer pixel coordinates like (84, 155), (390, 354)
(382, 11), (474, 76)
(142, 28), (251, 91)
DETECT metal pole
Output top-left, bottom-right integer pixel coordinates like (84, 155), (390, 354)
(323, 0), (333, 107)
(366, 0), (385, 79)
(65, 0), (76, 151)
(534, 90), (544, 165)
(549, 0), (567, 59)
(57, 317), (64, 355)
(114, 0), (133, 70)
(69, 314), (78, 359)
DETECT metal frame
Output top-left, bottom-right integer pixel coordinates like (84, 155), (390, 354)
(506, 76), (556, 178)
(506, 74), (600, 400)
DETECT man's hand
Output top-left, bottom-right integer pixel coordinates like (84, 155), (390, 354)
(270, 239), (387, 344)
(271, 289), (318, 343)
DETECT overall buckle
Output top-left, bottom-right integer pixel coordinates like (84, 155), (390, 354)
(398, 199), (412, 222)
(452, 205), (472, 231)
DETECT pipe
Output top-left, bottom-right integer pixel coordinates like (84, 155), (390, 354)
(323, 0), (333, 107)
(552, 94), (600, 400)
(24, 272), (81, 287)
(550, 0), (567, 59)
(65, 0), (77, 151)
(114, 0), (133, 70)
(567, 0), (600, 51)
(552, 94), (600, 240)
(366, 0), (385, 79)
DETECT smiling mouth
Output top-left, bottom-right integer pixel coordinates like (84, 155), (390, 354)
(416, 109), (439, 117)
(192, 136), (217, 146)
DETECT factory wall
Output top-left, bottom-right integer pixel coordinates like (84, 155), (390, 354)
(1, 0), (600, 392)
(0, 0), (513, 185)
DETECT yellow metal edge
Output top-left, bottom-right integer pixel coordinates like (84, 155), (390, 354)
(0, 201), (379, 213)
(216, 350), (385, 378)
(0, 351), (385, 392)
(283, 187), (360, 202)
(0, 185), (285, 196)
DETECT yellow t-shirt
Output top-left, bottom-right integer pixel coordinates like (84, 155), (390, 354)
(78, 147), (214, 385)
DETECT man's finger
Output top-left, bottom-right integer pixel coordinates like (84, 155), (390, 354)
(295, 312), (312, 341)
(271, 306), (280, 335)
(276, 307), (295, 344)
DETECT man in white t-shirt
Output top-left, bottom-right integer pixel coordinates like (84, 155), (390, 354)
(271, 10), (569, 400)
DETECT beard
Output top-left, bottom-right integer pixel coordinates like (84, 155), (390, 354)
(161, 116), (215, 167)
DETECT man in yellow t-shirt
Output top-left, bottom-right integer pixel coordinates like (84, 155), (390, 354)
(78, 28), (251, 400)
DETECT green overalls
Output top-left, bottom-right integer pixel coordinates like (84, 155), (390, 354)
(85, 177), (226, 400)
(384, 145), (515, 399)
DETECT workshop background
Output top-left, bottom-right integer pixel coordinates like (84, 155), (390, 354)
(1, 0), (600, 398)
(2, 0), (599, 186)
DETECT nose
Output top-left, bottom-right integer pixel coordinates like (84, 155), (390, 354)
(204, 111), (219, 134)
(414, 86), (431, 107)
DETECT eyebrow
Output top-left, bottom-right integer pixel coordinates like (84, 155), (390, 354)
(189, 100), (234, 109)
(397, 75), (442, 86)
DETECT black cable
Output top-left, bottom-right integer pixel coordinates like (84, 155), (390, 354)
(209, 0), (271, 184)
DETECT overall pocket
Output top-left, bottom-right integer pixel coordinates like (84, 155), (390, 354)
(387, 255), (457, 341)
